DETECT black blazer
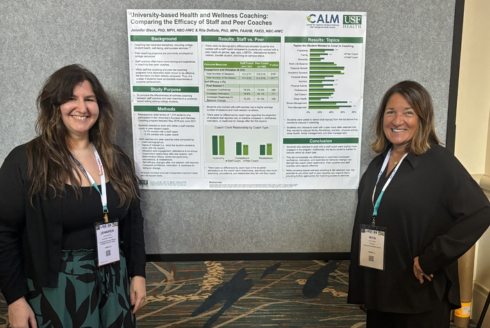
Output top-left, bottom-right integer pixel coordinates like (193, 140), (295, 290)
(348, 144), (490, 313)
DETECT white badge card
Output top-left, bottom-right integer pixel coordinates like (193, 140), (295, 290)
(95, 220), (120, 266)
(359, 224), (386, 270)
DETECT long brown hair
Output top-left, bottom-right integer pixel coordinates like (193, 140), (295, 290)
(370, 80), (441, 155)
(26, 64), (139, 206)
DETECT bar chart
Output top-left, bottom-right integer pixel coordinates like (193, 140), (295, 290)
(212, 135), (226, 155)
(233, 142), (256, 156)
(207, 126), (278, 163)
(259, 144), (273, 156)
(211, 135), (274, 157)
(284, 37), (363, 117)
(309, 49), (351, 110)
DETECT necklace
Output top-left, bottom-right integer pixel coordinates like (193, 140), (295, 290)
(391, 154), (401, 165)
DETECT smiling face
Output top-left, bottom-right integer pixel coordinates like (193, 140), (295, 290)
(60, 80), (99, 141)
(382, 93), (419, 152)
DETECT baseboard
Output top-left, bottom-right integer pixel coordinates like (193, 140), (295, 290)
(480, 175), (490, 193)
(473, 282), (490, 328)
(475, 282), (490, 296)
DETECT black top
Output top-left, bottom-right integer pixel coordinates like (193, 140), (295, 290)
(0, 143), (146, 305)
(348, 144), (490, 313)
(62, 183), (128, 250)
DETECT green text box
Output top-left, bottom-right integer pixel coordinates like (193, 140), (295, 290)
(130, 35), (198, 42)
(285, 37), (363, 43)
(133, 86), (199, 93)
(202, 36), (281, 42)
(134, 106), (199, 112)
(283, 138), (358, 144)
(204, 61), (279, 68)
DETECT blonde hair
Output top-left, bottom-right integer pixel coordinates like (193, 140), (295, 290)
(371, 80), (441, 155)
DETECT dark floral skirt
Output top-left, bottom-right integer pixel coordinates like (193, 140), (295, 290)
(26, 249), (136, 328)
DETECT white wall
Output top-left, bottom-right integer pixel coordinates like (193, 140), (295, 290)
(455, 0), (490, 173)
(455, 0), (490, 326)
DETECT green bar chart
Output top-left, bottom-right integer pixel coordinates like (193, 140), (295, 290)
(309, 49), (351, 110)
(211, 135), (273, 158)
(206, 124), (278, 163)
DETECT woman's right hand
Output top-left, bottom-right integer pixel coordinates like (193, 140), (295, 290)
(8, 297), (37, 328)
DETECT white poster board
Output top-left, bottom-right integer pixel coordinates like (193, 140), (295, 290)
(127, 10), (366, 190)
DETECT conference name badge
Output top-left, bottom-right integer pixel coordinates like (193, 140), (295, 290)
(94, 220), (120, 266)
(359, 224), (386, 270)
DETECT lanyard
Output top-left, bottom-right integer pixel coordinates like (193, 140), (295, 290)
(70, 144), (109, 222)
(371, 148), (407, 225)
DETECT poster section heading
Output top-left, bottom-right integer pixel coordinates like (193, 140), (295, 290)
(127, 10), (366, 190)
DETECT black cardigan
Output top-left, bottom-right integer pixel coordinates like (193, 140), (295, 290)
(0, 143), (146, 305)
(348, 144), (490, 313)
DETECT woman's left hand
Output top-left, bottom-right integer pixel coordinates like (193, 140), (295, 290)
(130, 276), (147, 314)
(413, 257), (433, 284)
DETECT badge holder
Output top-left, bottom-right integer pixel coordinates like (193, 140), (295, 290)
(359, 149), (407, 271)
(94, 212), (120, 267)
(359, 223), (386, 271)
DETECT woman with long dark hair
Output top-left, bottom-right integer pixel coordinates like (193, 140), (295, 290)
(0, 64), (146, 327)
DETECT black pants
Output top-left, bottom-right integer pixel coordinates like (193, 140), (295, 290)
(366, 298), (451, 328)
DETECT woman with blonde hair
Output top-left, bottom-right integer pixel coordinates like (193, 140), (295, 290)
(348, 80), (490, 327)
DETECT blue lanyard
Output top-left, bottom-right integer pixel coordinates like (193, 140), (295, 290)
(371, 148), (407, 225)
(70, 145), (108, 221)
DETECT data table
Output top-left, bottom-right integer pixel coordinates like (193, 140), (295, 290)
(204, 61), (279, 103)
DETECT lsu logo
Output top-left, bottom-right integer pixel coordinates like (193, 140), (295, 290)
(307, 14), (339, 24)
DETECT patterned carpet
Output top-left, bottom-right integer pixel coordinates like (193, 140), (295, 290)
(0, 259), (477, 327)
(136, 260), (363, 328)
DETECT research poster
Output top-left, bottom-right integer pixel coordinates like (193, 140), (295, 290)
(127, 10), (366, 190)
